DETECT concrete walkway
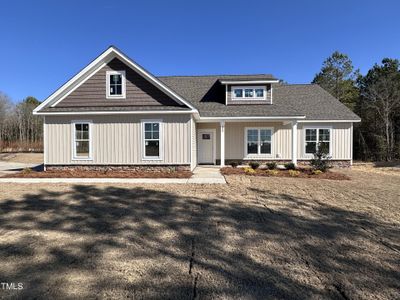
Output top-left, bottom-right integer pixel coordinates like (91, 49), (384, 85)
(187, 166), (226, 184)
(0, 166), (226, 184)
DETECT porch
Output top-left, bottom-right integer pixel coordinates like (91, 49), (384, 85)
(196, 120), (299, 167)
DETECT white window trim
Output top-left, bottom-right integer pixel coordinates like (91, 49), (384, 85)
(106, 70), (126, 99)
(141, 119), (163, 161)
(244, 127), (274, 158)
(71, 120), (93, 161)
(303, 126), (332, 157)
(232, 86), (267, 101)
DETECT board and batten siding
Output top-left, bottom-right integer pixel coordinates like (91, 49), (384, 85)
(197, 122), (352, 161)
(190, 116), (197, 170)
(55, 58), (181, 108)
(45, 114), (191, 165)
(297, 122), (352, 160)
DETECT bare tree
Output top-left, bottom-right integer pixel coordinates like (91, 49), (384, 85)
(0, 92), (42, 152)
(0, 92), (13, 150)
(362, 73), (400, 160)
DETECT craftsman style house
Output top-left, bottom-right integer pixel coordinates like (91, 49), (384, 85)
(33, 46), (360, 171)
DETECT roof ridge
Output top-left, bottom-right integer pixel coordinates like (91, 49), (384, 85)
(157, 74), (275, 78)
(279, 83), (316, 86)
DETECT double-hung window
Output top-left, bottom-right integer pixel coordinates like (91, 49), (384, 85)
(246, 128), (272, 156)
(233, 86), (266, 100)
(106, 70), (126, 98)
(143, 120), (162, 159)
(305, 128), (331, 155)
(73, 121), (91, 159)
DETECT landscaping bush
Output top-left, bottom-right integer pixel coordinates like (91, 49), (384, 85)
(266, 162), (277, 170)
(284, 162), (296, 170)
(230, 161), (238, 168)
(289, 170), (300, 177)
(310, 143), (331, 172)
(312, 170), (323, 175)
(244, 167), (256, 174)
(249, 162), (260, 170)
(267, 169), (279, 176)
(22, 167), (32, 174)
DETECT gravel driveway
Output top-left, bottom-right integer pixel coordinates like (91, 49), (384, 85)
(0, 169), (399, 299)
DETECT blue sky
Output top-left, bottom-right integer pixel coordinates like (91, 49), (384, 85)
(1, 0), (399, 102)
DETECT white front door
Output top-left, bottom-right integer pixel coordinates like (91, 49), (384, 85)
(198, 130), (215, 164)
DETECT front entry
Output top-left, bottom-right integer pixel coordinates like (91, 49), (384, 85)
(198, 130), (215, 164)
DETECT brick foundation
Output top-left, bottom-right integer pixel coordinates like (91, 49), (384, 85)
(45, 165), (191, 172)
(221, 159), (351, 168)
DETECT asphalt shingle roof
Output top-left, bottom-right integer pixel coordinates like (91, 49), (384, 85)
(41, 72), (360, 121)
(157, 75), (360, 120)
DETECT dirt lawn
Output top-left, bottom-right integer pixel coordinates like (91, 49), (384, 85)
(0, 170), (399, 299)
(0, 153), (43, 164)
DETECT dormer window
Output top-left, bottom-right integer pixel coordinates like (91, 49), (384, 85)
(106, 70), (126, 99)
(232, 86), (266, 100)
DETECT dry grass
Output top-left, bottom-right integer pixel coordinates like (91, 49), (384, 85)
(353, 161), (400, 176)
(0, 169), (399, 299)
(221, 166), (350, 180)
(0, 152), (43, 164)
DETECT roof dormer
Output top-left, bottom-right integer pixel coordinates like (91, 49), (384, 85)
(220, 79), (279, 105)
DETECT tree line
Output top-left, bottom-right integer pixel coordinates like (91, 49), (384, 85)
(0, 93), (42, 151)
(312, 52), (400, 161)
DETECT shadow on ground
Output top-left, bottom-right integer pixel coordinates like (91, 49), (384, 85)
(0, 184), (399, 299)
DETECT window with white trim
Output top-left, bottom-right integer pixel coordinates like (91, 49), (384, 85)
(246, 128), (272, 155)
(106, 70), (126, 98)
(305, 128), (331, 154)
(143, 121), (161, 158)
(73, 122), (91, 159)
(233, 86), (266, 100)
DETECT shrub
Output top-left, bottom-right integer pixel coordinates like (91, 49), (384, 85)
(249, 162), (260, 170)
(266, 162), (277, 170)
(267, 169), (279, 176)
(230, 161), (238, 168)
(22, 167), (32, 174)
(284, 162), (296, 170)
(244, 167), (256, 174)
(312, 170), (323, 175)
(310, 143), (331, 172)
(289, 170), (300, 177)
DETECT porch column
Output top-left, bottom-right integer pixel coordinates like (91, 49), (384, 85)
(291, 120), (298, 165)
(220, 121), (225, 166)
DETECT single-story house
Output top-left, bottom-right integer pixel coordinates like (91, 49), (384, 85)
(33, 46), (361, 171)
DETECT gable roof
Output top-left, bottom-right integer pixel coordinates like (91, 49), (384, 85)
(34, 47), (360, 121)
(33, 46), (197, 114)
(158, 75), (361, 121)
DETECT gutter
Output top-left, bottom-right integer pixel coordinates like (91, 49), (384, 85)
(33, 110), (197, 116)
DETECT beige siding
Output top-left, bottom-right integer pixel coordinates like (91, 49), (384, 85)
(45, 114), (191, 165)
(297, 122), (352, 160)
(198, 121), (352, 161)
(225, 122), (292, 159)
(190, 116), (197, 170)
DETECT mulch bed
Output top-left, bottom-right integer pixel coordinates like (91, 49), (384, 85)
(3, 169), (193, 179)
(220, 167), (350, 180)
